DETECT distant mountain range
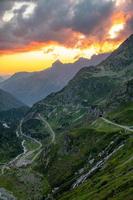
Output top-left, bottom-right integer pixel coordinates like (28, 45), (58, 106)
(0, 88), (25, 111)
(0, 76), (4, 83)
(0, 53), (109, 105)
(31, 34), (133, 132)
(0, 75), (11, 83)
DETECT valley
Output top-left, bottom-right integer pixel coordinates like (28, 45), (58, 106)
(0, 108), (132, 200)
(0, 35), (132, 200)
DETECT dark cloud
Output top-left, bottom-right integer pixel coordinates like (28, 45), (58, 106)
(0, 0), (14, 15)
(0, 0), (132, 52)
(70, 0), (115, 35)
(128, 18), (133, 30)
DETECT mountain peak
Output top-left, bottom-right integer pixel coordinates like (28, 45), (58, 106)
(52, 60), (63, 67)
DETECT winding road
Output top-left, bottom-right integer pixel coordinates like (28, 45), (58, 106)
(12, 119), (42, 168)
(1, 113), (56, 175)
(1, 116), (132, 175)
(102, 117), (133, 132)
(37, 114), (56, 144)
(1, 119), (43, 174)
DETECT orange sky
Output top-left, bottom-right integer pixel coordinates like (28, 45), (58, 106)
(0, 0), (132, 75)
(0, 31), (126, 75)
(0, 35), (126, 75)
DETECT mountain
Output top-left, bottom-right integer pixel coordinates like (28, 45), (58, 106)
(0, 75), (11, 83)
(0, 88), (25, 111)
(0, 53), (109, 105)
(0, 35), (132, 200)
(0, 106), (29, 123)
(0, 121), (23, 163)
(30, 35), (133, 132)
(0, 76), (4, 83)
(9, 34), (131, 200)
(98, 34), (133, 71)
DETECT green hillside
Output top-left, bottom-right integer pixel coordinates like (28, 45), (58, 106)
(0, 122), (22, 163)
(0, 89), (25, 111)
(0, 35), (132, 200)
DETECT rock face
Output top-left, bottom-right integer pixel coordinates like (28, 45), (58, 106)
(0, 89), (25, 111)
(0, 54), (109, 105)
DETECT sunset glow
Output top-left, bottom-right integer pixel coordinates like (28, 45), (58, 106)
(109, 23), (125, 39)
(0, 40), (123, 75)
(0, 0), (132, 75)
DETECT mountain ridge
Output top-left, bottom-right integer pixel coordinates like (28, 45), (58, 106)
(0, 88), (26, 111)
(0, 53), (110, 105)
(30, 34), (133, 134)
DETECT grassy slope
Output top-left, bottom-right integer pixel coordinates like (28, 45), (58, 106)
(0, 123), (22, 163)
(0, 107), (29, 163)
(0, 106), (29, 123)
(0, 122), (51, 200)
(57, 105), (133, 200)
(59, 137), (133, 200)
(0, 168), (50, 200)
(0, 89), (25, 111)
(33, 104), (132, 199)
(108, 102), (133, 126)
(0, 103), (132, 200)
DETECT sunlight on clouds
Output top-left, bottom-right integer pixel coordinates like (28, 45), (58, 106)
(109, 23), (125, 39)
(2, 1), (36, 22)
(0, 0), (131, 75)
(3, 10), (14, 22)
(114, 0), (126, 6)
(43, 45), (97, 63)
(0, 39), (123, 74)
(0, 45), (99, 74)
(23, 3), (37, 19)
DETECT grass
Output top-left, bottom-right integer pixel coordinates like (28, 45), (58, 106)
(0, 102), (132, 199)
(90, 118), (122, 132)
(55, 104), (133, 200)
(23, 137), (40, 152)
(58, 137), (133, 200)
(107, 102), (133, 126)
(0, 167), (50, 200)
(40, 119), (128, 190)
(0, 122), (23, 163)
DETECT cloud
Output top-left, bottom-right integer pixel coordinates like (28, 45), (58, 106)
(0, 0), (132, 53)
(70, 0), (114, 35)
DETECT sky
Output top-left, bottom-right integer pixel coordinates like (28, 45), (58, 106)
(0, 0), (133, 75)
